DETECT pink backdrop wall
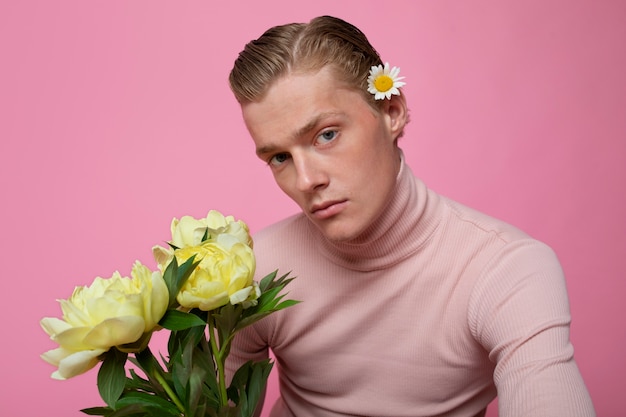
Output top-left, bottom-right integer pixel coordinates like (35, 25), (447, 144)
(1, 1), (624, 416)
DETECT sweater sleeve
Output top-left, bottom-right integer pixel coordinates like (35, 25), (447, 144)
(468, 239), (595, 417)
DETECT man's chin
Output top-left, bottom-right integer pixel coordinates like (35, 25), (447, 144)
(310, 218), (365, 243)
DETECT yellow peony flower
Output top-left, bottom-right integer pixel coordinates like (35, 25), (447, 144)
(153, 210), (253, 272)
(40, 261), (169, 380)
(174, 237), (257, 311)
(367, 62), (406, 100)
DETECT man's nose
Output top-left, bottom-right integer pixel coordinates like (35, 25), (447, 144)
(294, 154), (328, 193)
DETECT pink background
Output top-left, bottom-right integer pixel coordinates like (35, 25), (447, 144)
(1, 1), (624, 416)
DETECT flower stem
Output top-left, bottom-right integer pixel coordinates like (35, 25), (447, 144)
(153, 367), (186, 414)
(208, 316), (228, 407)
(135, 347), (187, 414)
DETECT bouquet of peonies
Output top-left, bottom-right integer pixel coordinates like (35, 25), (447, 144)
(40, 211), (297, 417)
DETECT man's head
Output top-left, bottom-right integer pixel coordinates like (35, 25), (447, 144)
(229, 15), (385, 111)
(230, 16), (408, 242)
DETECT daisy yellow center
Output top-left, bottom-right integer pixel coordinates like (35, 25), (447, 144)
(374, 75), (393, 92)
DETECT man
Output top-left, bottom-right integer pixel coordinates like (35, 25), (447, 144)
(226, 15), (595, 417)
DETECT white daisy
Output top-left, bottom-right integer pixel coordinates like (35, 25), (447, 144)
(367, 62), (406, 100)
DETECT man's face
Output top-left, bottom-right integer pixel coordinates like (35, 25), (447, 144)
(241, 66), (406, 242)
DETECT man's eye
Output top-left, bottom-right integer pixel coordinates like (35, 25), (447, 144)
(317, 130), (337, 144)
(269, 153), (290, 167)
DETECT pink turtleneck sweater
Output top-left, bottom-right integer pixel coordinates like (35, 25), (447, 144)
(227, 161), (595, 417)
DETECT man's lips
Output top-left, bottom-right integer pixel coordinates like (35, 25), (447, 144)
(310, 200), (348, 220)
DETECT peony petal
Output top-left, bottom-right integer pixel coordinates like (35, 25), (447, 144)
(229, 286), (254, 305)
(83, 316), (145, 348)
(41, 346), (72, 366)
(173, 215), (206, 247)
(152, 245), (173, 270)
(60, 298), (93, 326)
(84, 294), (143, 326)
(198, 293), (229, 311)
(170, 217), (180, 236)
(206, 210), (227, 228)
(53, 326), (98, 350)
(216, 233), (239, 250)
(53, 348), (106, 380)
(40, 317), (73, 337)
(145, 271), (169, 329)
(178, 286), (228, 311)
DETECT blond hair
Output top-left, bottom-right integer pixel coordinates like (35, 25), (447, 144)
(229, 16), (384, 109)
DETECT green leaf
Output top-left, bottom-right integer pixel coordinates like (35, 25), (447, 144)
(228, 360), (251, 404)
(187, 362), (208, 414)
(131, 347), (170, 398)
(162, 255), (200, 308)
(167, 324), (207, 362)
(107, 403), (149, 417)
(274, 299), (300, 310)
(126, 368), (149, 387)
(192, 342), (220, 402)
(97, 348), (128, 409)
(258, 270), (278, 292)
(160, 309), (207, 331)
(213, 270), (300, 349)
(245, 360), (273, 416)
(166, 323), (215, 408)
(233, 311), (274, 333)
(227, 359), (272, 417)
(115, 392), (181, 416)
(213, 303), (243, 345)
(80, 406), (114, 416)
(193, 402), (208, 417)
(172, 330), (196, 401)
(259, 270), (296, 293)
(233, 298), (299, 335)
(251, 272), (299, 315)
(133, 347), (163, 377)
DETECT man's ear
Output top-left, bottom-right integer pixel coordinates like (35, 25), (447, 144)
(383, 94), (408, 140)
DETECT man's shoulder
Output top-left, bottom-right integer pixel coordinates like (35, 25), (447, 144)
(437, 195), (560, 274)
(253, 212), (309, 244)
(250, 213), (314, 273)
(440, 195), (534, 244)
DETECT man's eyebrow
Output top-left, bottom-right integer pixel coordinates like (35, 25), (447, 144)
(255, 112), (342, 157)
(255, 144), (277, 157)
(292, 113), (327, 141)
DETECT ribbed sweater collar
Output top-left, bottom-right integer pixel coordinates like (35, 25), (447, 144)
(310, 157), (442, 271)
